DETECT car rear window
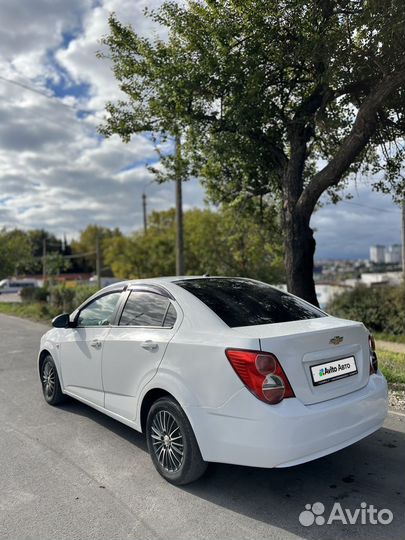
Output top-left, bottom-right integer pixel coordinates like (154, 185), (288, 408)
(175, 278), (325, 327)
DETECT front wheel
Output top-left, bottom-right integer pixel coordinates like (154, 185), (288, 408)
(146, 397), (207, 485)
(40, 355), (66, 405)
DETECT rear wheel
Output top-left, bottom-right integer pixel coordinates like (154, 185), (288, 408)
(146, 397), (207, 485)
(40, 355), (66, 405)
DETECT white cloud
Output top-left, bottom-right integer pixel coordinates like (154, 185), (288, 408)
(0, 0), (204, 240)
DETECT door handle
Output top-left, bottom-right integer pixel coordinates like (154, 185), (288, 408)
(141, 340), (158, 352)
(90, 340), (102, 350)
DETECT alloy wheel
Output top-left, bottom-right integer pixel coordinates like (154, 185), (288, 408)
(150, 410), (184, 472)
(42, 361), (56, 399)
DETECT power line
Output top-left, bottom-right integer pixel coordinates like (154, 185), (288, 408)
(0, 74), (93, 118)
(340, 200), (401, 213)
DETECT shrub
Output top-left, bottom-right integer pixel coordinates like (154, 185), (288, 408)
(72, 284), (98, 309)
(20, 286), (49, 303)
(17, 282), (99, 313)
(20, 286), (37, 303)
(327, 283), (405, 336)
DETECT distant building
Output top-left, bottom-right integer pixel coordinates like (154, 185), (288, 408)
(369, 245), (385, 264)
(370, 244), (403, 265)
(384, 244), (402, 265)
(360, 271), (403, 287)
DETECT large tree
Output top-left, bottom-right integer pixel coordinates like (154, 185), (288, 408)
(100, 0), (405, 305)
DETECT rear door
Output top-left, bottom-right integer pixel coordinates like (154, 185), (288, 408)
(102, 288), (180, 421)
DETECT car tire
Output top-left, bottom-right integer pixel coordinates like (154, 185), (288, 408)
(40, 354), (66, 406)
(146, 397), (207, 485)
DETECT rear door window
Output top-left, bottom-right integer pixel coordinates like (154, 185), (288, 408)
(119, 291), (176, 327)
(175, 278), (325, 327)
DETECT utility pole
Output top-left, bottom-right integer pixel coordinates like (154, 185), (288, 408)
(402, 199), (405, 279)
(96, 231), (101, 290)
(42, 238), (47, 284)
(142, 192), (147, 233)
(175, 134), (185, 275)
(401, 199), (405, 315)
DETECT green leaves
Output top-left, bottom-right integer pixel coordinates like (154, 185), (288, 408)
(99, 0), (405, 204)
(0, 229), (34, 278)
(104, 206), (284, 282)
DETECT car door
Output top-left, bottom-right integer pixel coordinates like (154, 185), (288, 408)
(59, 290), (123, 407)
(102, 288), (180, 420)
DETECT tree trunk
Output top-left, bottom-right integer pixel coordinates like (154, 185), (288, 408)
(283, 202), (319, 307)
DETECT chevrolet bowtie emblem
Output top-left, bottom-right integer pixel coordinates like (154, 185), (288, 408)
(329, 336), (343, 345)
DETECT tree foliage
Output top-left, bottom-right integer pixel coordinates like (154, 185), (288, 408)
(100, 0), (405, 304)
(0, 229), (34, 278)
(104, 206), (284, 281)
(328, 283), (405, 336)
(71, 224), (123, 272)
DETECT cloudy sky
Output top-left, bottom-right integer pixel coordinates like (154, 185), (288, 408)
(0, 0), (401, 260)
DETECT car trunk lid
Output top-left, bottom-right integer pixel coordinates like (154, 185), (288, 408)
(234, 316), (370, 405)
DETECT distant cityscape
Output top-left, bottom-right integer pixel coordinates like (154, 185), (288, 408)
(369, 244), (403, 265)
(311, 243), (403, 307)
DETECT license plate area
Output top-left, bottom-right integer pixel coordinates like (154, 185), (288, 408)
(310, 356), (357, 386)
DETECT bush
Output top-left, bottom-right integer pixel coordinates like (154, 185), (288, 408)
(16, 282), (98, 313)
(327, 283), (405, 336)
(20, 286), (48, 303)
(49, 285), (75, 312)
(72, 284), (98, 309)
(48, 283), (98, 313)
(20, 286), (37, 303)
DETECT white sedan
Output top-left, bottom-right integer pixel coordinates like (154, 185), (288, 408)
(38, 277), (388, 485)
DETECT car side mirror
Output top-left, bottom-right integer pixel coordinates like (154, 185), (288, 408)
(52, 313), (72, 328)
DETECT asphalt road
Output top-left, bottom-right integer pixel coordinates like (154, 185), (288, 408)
(0, 313), (404, 540)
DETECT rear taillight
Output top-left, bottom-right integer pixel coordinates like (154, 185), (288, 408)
(369, 334), (378, 374)
(225, 349), (294, 404)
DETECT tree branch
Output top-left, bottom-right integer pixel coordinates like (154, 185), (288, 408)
(297, 63), (405, 217)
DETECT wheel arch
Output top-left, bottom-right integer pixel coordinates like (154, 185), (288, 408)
(38, 349), (52, 375)
(140, 388), (177, 433)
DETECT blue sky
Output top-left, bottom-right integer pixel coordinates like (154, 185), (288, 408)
(0, 0), (401, 260)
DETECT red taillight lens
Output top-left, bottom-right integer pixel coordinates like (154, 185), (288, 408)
(369, 334), (378, 374)
(225, 349), (294, 404)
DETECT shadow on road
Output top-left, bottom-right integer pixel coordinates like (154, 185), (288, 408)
(60, 398), (405, 540)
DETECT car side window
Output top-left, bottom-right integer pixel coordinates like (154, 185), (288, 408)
(119, 291), (176, 327)
(163, 303), (177, 327)
(77, 292), (121, 327)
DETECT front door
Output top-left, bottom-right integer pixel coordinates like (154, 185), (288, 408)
(60, 290), (122, 407)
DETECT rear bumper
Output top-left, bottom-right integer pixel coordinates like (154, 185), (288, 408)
(185, 372), (388, 468)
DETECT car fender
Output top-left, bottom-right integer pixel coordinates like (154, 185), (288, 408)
(38, 332), (64, 386)
(136, 369), (203, 433)
(137, 370), (200, 412)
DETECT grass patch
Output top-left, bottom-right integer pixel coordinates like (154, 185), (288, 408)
(374, 332), (405, 344)
(378, 350), (405, 385)
(0, 302), (58, 324)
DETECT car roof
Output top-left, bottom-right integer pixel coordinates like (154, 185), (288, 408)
(101, 275), (259, 293)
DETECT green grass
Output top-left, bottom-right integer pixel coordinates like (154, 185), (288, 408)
(374, 332), (405, 344)
(378, 350), (405, 385)
(0, 302), (58, 323)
